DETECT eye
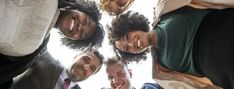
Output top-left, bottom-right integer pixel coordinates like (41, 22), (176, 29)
(90, 65), (96, 73)
(117, 72), (124, 77)
(108, 75), (113, 80)
(83, 56), (90, 64)
(79, 28), (85, 39)
(125, 45), (129, 51)
(125, 34), (129, 41)
(123, 35), (130, 51)
(84, 16), (89, 26)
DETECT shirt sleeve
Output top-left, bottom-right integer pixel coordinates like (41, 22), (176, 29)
(153, 0), (191, 28)
(191, 0), (234, 9)
(154, 0), (191, 18)
(141, 83), (163, 89)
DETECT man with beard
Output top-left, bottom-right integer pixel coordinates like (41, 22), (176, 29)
(10, 49), (103, 89)
(105, 56), (162, 89)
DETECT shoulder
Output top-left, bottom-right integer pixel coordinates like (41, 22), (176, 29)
(141, 83), (163, 89)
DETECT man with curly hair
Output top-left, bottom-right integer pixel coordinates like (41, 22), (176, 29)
(0, 0), (104, 88)
(108, 6), (234, 88)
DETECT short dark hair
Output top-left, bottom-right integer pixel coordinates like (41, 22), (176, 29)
(92, 50), (104, 74)
(108, 11), (150, 63)
(55, 0), (105, 50)
(105, 56), (128, 67)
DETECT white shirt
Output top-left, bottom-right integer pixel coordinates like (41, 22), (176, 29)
(55, 69), (78, 89)
(153, 0), (234, 25)
(0, 0), (58, 56)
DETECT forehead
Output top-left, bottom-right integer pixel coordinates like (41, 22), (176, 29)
(106, 63), (126, 74)
(78, 52), (101, 66)
(69, 10), (93, 21)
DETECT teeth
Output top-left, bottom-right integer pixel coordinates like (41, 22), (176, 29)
(69, 20), (74, 31)
(116, 84), (123, 89)
(137, 39), (141, 47)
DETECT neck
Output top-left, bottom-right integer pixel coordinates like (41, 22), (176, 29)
(147, 30), (158, 49)
(66, 69), (75, 82)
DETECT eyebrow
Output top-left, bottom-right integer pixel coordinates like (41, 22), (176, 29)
(85, 55), (97, 73)
(123, 36), (129, 51)
(83, 56), (90, 63)
(91, 65), (96, 73)
(85, 15), (90, 26)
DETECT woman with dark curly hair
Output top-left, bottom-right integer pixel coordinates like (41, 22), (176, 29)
(0, 0), (104, 88)
(108, 11), (151, 62)
(108, 6), (234, 88)
(55, 0), (105, 49)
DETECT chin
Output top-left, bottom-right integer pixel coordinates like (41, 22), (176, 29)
(74, 76), (88, 81)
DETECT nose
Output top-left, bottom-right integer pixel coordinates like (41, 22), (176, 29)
(84, 64), (90, 69)
(83, 64), (93, 75)
(128, 43), (132, 47)
(111, 76), (120, 84)
(127, 41), (135, 48)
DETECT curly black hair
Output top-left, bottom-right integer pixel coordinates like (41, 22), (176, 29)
(108, 11), (150, 63)
(55, 0), (105, 50)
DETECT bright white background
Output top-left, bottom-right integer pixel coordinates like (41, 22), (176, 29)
(48, 0), (156, 88)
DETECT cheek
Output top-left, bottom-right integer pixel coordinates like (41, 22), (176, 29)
(85, 28), (94, 39)
(110, 81), (116, 88)
(109, 3), (118, 12)
(115, 42), (123, 50)
(86, 71), (92, 77)
(72, 33), (81, 40)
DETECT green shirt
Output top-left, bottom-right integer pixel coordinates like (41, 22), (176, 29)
(155, 6), (213, 76)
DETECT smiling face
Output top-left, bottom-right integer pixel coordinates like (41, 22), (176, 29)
(69, 52), (101, 82)
(106, 63), (132, 89)
(57, 10), (96, 40)
(115, 30), (150, 54)
(105, 0), (133, 15)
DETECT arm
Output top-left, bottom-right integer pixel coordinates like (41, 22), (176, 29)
(191, 0), (234, 9)
(152, 0), (191, 27)
(150, 48), (222, 89)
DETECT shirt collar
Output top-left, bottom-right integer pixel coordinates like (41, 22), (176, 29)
(61, 69), (78, 88)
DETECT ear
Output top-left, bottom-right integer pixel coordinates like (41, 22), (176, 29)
(128, 69), (132, 78)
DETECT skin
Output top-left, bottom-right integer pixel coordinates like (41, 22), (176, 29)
(115, 30), (157, 54)
(57, 10), (96, 40)
(106, 63), (132, 89)
(68, 52), (101, 82)
(106, 0), (132, 15)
